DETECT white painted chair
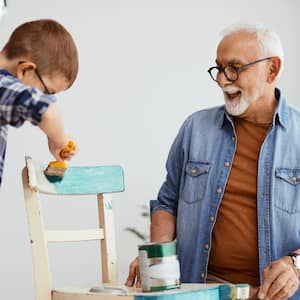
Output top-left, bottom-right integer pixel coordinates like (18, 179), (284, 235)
(22, 156), (127, 300)
(22, 157), (249, 300)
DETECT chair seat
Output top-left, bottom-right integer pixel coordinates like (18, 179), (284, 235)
(52, 283), (221, 300)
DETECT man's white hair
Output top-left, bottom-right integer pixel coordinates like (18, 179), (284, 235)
(220, 23), (284, 78)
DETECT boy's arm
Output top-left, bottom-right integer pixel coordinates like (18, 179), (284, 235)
(38, 104), (75, 161)
(0, 74), (76, 161)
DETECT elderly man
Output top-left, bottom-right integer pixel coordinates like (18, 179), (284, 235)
(126, 23), (300, 300)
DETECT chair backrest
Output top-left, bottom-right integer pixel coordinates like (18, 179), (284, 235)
(22, 157), (125, 300)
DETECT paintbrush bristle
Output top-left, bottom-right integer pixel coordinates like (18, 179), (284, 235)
(44, 140), (75, 183)
(44, 161), (68, 182)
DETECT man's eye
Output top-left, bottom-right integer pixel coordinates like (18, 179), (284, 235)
(226, 65), (238, 71)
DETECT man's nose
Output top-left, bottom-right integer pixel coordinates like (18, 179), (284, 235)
(216, 71), (231, 88)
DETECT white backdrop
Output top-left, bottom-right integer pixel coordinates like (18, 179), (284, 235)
(0, 1), (299, 299)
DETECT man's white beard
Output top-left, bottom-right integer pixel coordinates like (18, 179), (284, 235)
(223, 87), (249, 116)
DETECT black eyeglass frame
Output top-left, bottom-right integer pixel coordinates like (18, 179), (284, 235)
(18, 61), (51, 94)
(34, 68), (51, 94)
(207, 57), (272, 83)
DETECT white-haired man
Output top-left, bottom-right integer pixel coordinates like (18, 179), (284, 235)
(126, 23), (300, 300)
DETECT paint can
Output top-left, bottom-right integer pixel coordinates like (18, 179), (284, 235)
(138, 241), (180, 292)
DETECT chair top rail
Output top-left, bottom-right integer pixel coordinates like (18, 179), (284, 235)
(25, 156), (125, 195)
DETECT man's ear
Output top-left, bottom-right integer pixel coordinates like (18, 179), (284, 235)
(16, 61), (36, 80)
(267, 56), (281, 83)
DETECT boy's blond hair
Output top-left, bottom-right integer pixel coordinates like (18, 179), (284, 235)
(2, 19), (78, 87)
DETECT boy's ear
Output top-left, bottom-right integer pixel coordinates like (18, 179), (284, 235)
(16, 61), (37, 80)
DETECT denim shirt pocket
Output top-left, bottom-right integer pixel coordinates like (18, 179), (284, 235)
(274, 168), (300, 213)
(182, 161), (210, 204)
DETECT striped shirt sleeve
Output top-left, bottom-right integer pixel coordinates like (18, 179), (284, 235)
(0, 69), (56, 127)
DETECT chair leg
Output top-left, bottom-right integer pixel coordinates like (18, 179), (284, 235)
(22, 168), (52, 300)
(97, 193), (118, 283)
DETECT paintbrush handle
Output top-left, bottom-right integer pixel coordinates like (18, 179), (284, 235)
(59, 140), (76, 158)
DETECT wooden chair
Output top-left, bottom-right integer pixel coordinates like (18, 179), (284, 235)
(22, 156), (126, 300)
(22, 157), (249, 300)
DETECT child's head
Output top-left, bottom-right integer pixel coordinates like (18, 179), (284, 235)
(1, 19), (78, 94)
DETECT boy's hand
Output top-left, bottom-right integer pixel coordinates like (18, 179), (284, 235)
(48, 138), (77, 161)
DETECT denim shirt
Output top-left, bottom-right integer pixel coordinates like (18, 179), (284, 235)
(150, 88), (300, 299)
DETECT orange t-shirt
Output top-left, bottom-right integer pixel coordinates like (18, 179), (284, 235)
(208, 117), (270, 285)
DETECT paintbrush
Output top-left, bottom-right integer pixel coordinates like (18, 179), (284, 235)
(44, 140), (76, 183)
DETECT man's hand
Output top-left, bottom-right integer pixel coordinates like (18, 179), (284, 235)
(258, 256), (299, 299)
(125, 256), (141, 287)
(125, 211), (176, 289)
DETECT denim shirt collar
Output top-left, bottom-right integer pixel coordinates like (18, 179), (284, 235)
(218, 87), (288, 129)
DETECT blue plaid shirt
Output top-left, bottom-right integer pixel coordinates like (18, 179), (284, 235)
(0, 69), (56, 186)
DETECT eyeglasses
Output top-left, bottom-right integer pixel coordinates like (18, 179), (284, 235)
(18, 61), (51, 94)
(207, 57), (272, 82)
(34, 68), (51, 94)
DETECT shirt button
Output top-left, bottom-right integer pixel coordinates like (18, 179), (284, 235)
(217, 187), (222, 193)
(200, 273), (205, 279)
(210, 216), (214, 222)
(292, 176), (297, 184)
(224, 161), (230, 167)
(204, 244), (209, 250)
(232, 137), (235, 141)
(191, 168), (197, 175)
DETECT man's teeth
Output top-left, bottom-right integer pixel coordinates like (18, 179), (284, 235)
(225, 90), (239, 94)
(225, 91), (240, 99)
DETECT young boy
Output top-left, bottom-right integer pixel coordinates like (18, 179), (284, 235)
(0, 19), (79, 186)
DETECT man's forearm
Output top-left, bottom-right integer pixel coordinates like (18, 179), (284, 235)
(150, 210), (176, 242)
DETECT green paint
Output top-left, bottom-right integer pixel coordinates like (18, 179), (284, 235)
(150, 284), (181, 292)
(139, 242), (176, 258)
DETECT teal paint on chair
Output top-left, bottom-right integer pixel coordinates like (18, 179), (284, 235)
(132, 284), (250, 300)
(25, 157), (125, 195)
(53, 166), (125, 194)
(134, 286), (220, 300)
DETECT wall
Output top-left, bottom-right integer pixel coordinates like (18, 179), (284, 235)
(0, 1), (299, 299)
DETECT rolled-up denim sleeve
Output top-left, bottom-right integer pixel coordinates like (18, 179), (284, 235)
(150, 121), (187, 217)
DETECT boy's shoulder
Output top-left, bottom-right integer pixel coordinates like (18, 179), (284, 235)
(0, 69), (20, 87)
(0, 69), (20, 91)
(0, 68), (56, 105)
(0, 68), (15, 78)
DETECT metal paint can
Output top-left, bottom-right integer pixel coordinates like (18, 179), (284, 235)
(138, 241), (180, 292)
